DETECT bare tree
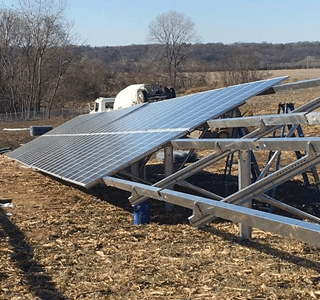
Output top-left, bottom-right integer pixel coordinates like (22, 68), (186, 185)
(0, 7), (24, 115)
(19, 0), (75, 115)
(148, 11), (199, 87)
(0, 0), (77, 118)
(218, 48), (269, 86)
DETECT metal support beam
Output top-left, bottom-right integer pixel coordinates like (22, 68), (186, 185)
(238, 150), (252, 239)
(164, 146), (174, 212)
(128, 148), (237, 206)
(236, 96), (320, 140)
(178, 180), (223, 201)
(207, 112), (309, 129)
(130, 136), (320, 206)
(131, 162), (140, 182)
(222, 144), (320, 207)
(206, 97), (320, 135)
(257, 78), (320, 95)
(171, 137), (320, 152)
(164, 146), (173, 179)
(103, 176), (320, 224)
(127, 97), (320, 206)
(103, 176), (320, 246)
(187, 144), (320, 228)
(164, 191), (320, 246)
(257, 150), (280, 180)
(254, 194), (320, 224)
(273, 78), (320, 94)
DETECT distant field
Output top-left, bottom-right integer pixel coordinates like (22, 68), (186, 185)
(203, 69), (320, 89)
(269, 68), (320, 81)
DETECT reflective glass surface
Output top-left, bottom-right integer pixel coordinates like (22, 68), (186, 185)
(7, 77), (287, 188)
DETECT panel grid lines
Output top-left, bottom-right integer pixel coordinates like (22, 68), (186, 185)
(7, 77), (288, 188)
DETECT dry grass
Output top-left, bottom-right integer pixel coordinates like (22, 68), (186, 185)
(2, 72), (320, 299)
(269, 69), (320, 82)
(203, 68), (320, 91)
(2, 156), (320, 300)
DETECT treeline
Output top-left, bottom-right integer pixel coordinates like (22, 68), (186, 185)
(189, 42), (320, 71)
(1, 1), (320, 117)
(71, 41), (320, 98)
(82, 41), (320, 73)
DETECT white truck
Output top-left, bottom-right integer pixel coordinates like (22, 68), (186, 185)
(90, 97), (115, 114)
(90, 84), (176, 113)
(113, 83), (176, 110)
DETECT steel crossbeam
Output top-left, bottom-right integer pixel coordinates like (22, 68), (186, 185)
(241, 96), (320, 140)
(170, 137), (320, 152)
(128, 97), (320, 207)
(103, 96), (320, 245)
(207, 98), (320, 130)
(187, 143), (320, 227)
(161, 191), (320, 246)
(260, 78), (320, 95)
(207, 111), (320, 129)
(254, 194), (320, 224)
(121, 138), (320, 238)
(104, 142), (320, 227)
(127, 148), (238, 206)
(103, 176), (320, 246)
(207, 112), (309, 129)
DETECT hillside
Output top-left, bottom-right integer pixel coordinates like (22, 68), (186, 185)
(80, 41), (320, 72)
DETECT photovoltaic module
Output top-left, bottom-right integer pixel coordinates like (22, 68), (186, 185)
(7, 77), (287, 188)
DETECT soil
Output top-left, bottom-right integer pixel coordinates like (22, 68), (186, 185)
(2, 84), (320, 299)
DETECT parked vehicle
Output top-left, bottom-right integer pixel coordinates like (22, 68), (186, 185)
(113, 84), (176, 110)
(90, 97), (115, 114)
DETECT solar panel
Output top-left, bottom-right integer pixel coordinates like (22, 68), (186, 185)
(7, 77), (287, 188)
(7, 104), (144, 159)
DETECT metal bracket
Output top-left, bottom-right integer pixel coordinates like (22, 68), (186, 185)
(188, 202), (216, 228)
(306, 142), (317, 157)
(259, 118), (266, 129)
(214, 141), (222, 153)
(129, 187), (139, 204)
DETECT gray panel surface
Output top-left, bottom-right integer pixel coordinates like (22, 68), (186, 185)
(7, 77), (287, 188)
(48, 103), (144, 135)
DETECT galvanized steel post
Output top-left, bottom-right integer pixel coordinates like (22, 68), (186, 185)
(238, 150), (252, 239)
(164, 146), (174, 213)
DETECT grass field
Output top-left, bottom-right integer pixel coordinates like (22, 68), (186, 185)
(269, 68), (320, 81)
(202, 69), (320, 91)
(2, 72), (320, 299)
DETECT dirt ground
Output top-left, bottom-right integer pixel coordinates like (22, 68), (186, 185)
(2, 81), (320, 299)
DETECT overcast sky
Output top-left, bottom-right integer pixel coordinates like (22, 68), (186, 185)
(3, 0), (320, 47)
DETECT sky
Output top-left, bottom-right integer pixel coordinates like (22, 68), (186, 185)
(3, 0), (320, 47)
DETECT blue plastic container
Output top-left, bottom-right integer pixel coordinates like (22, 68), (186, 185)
(133, 203), (151, 225)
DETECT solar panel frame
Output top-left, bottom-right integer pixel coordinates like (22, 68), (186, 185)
(12, 130), (185, 187)
(48, 103), (146, 135)
(81, 77), (284, 134)
(6, 103), (146, 162)
(7, 76), (288, 188)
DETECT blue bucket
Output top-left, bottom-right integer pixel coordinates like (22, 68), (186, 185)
(133, 203), (151, 225)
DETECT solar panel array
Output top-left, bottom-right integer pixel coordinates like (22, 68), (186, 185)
(7, 77), (287, 188)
